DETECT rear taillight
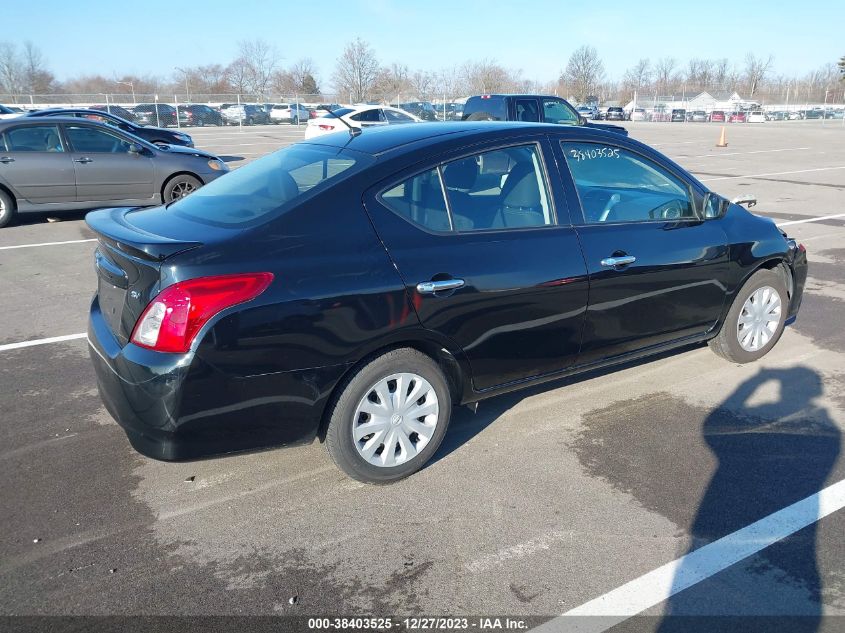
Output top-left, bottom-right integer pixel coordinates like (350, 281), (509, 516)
(131, 273), (273, 353)
(318, 124), (335, 131)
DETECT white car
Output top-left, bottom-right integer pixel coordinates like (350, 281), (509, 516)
(304, 105), (421, 139)
(629, 108), (647, 121)
(748, 110), (767, 123)
(0, 104), (24, 120)
(270, 103), (310, 125)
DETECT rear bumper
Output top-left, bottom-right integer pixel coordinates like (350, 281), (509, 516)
(88, 296), (349, 461)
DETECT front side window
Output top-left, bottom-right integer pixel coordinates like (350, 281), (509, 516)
(66, 125), (134, 153)
(562, 142), (695, 224)
(543, 99), (579, 124)
(380, 144), (553, 233)
(4, 125), (64, 152)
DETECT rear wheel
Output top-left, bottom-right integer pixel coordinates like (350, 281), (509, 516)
(325, 348), (452, 483)
(162, 174), (202, 203)
(0, 189), (16, 228)
(709, 269), (788, 363)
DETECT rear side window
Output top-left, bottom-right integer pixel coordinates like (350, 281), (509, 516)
(380, 144), (553, 232)
(350, 109), (384, 123)
(4, 125), (64, 152)
(561, 142), (695, 224)
(170, 144), (374, 227)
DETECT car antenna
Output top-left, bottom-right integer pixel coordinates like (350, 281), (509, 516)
(322, 105), (361, 137)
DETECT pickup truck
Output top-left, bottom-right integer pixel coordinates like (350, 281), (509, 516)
(462, 94), (627, 135)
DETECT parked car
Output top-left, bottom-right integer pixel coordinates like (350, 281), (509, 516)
(221, 104), (271, 126)
(133, 103), (180, 127)
(710, 110), (726, 122)
(436, 103), (464, 121)
(766, 111), (786, 121)
(89, 104), (138, 123)
(0, 104), (23, 120)
(26, 108), (195, 147)
(304, 105), (420, 138)
(604, 107), (625, 121)
(671, 109), (686, 122)
(576, 105), (599, 120)
(629, 108), (647, 121)
(729, 111), (747, 123)
(395, 102), (438, 121)
(0, 117), (227, 228)
(178, 104), (224, 127)
(802, 109), (823, 120)
(787, 111), (802, 120)
(690, 110), (708, 122)
(270, 103), (310, 124)
(748, 110), (767, 123)
(85, 121), (807, 482)
(462, 95), (627, 135)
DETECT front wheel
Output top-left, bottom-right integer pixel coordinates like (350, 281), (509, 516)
(709, 268), (788, 363)
(163, 174), (202, 203)
(325, 348), (452, 483)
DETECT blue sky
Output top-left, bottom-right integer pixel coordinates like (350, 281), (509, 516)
(3, 0), (843, 85)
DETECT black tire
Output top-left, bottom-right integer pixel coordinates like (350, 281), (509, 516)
(709, 268), (788, 363)
(0, 188), (16, 228)
(162, 174), (202, 203)
(325, 348), (452, 484)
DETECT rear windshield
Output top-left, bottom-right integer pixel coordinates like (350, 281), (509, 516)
(462, 97), (507, 121)
(170, 144), (374, 228)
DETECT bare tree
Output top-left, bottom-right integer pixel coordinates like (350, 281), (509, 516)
(333, 38), (380, 103)
(236, 39), (279, 97)
(713, 58), (731, 90)
(744, 53), (774, 98)
(462, 59), (522, 94)
(410, 70), (434, 100)
(562, 45), (604, 102)
(0, 41), (23, 97)
(372, 63), (410, 102)
(622, 58), (650, 94)
(290, 58), (319, 94)
(654, 57), (677, 95)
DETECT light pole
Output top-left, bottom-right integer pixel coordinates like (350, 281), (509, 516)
(175, 67), (190, 102)
(115, 81), (135, 104)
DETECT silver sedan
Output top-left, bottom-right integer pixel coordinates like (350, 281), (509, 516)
(0, 116), (229, 228)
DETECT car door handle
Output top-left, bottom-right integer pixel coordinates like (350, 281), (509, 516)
(416, 279), (465, 294)
(73, 157), (93, 164)
(600, 255), (637, 267)
(0, 156), (14, 164)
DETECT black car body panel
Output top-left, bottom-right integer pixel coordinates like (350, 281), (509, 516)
(86, 122), (806, 461)
(26, 108), (194, 146)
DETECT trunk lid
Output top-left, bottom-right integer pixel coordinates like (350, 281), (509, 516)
(87, 207), (203, 346)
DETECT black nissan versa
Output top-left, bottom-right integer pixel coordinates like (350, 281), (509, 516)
(87, 122), (807, 483)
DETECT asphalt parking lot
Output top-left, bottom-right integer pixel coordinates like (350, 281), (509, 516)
(1, 120), (844, 631)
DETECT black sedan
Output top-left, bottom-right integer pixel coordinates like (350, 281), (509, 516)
(26, 108), (195, 147)
(179, 104), (224, 127)
(86, 122), (807, 483)
(0, 117), (228, 227)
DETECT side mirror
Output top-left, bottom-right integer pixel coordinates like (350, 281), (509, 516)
(703, 192), (729, 219)
(730, 194), (757, 208)
(128, 143), (142, 155)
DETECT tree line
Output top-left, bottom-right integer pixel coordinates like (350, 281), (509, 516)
(1, 38), (842, 105)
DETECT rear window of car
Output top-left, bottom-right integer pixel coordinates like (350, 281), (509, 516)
(462, 97), (507, 121)
(170, 144), (375, 228)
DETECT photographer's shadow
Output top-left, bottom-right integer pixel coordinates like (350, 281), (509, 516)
(658, 366), (840, 633)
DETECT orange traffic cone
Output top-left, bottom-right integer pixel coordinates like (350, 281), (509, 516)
(716, 126), (728, 148)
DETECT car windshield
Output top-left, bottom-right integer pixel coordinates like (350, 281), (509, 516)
(170, 144), (375, 228)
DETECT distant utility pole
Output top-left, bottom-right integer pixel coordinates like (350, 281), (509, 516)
(175, 67), (190, 102)
(115, 81), (135, 104)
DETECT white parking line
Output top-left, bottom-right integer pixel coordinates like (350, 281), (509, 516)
(698, 166), (845, 182)
(535, 477), (845, 633)
(686, 147), (810, 158)
(0, 333), (87, 352)
(0, 238), (96, 251)
(778, 212), (845, 226)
